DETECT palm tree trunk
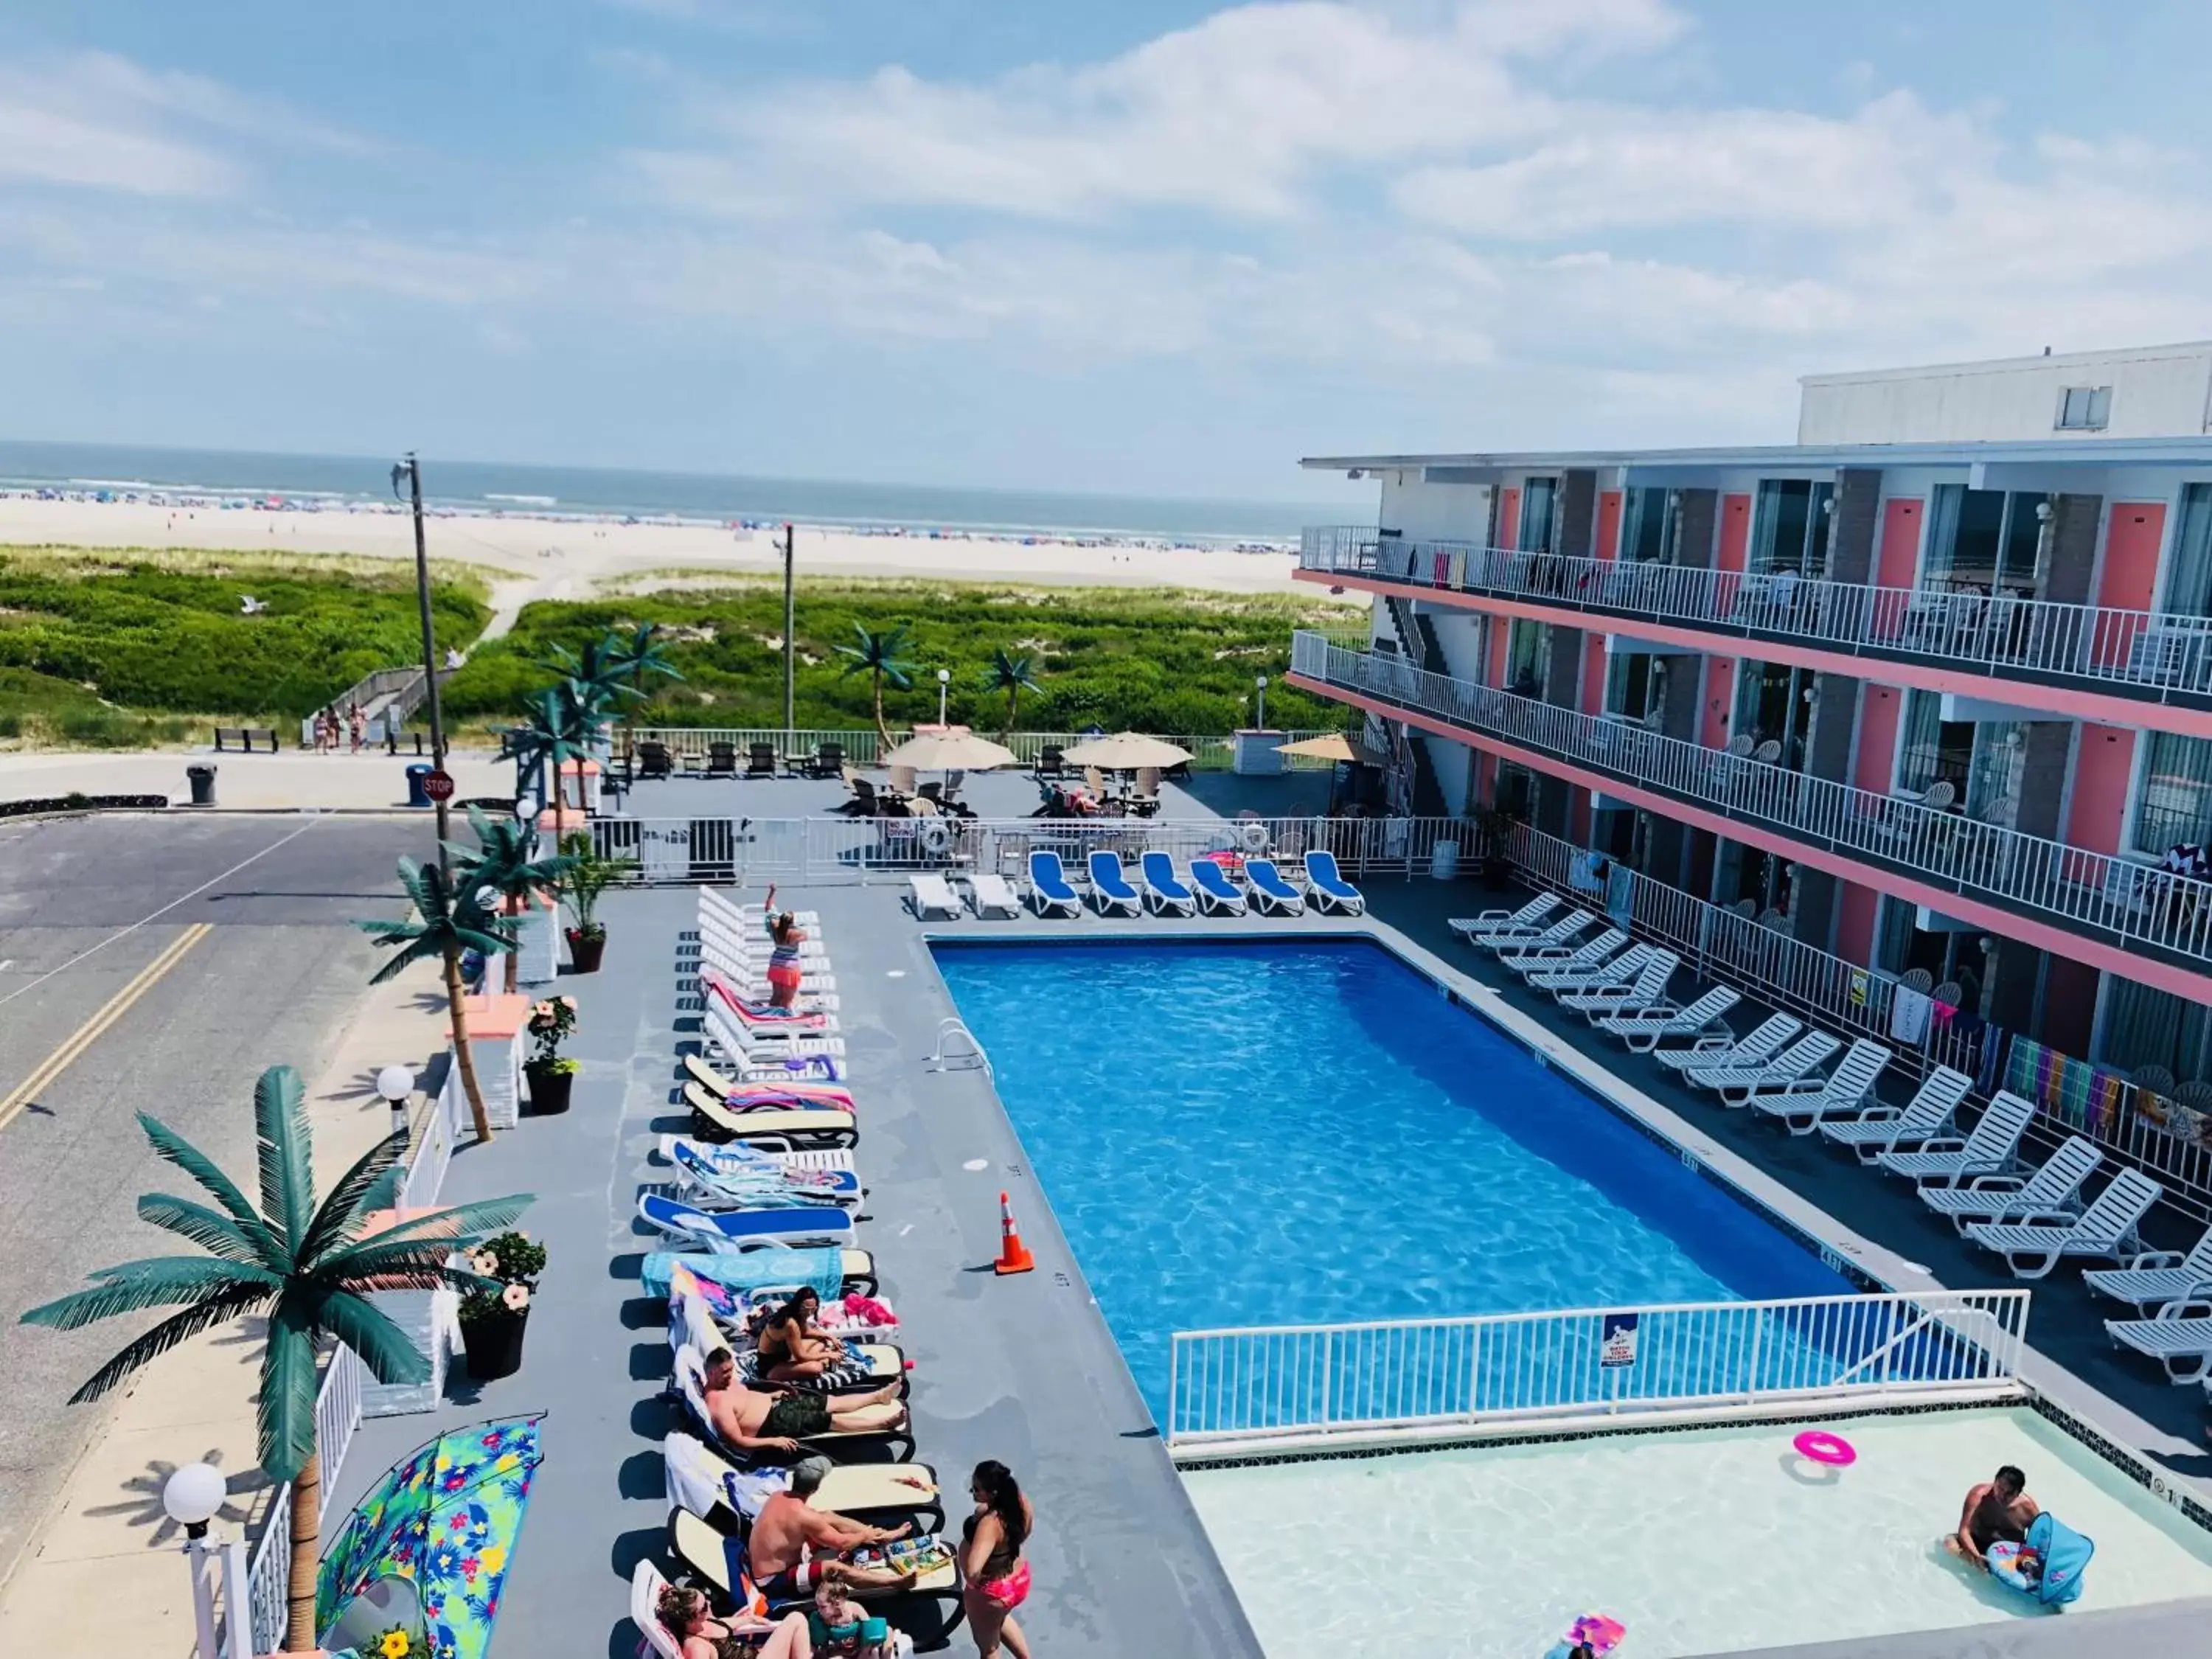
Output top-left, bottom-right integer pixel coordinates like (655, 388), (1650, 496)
(503, 894), (521, 995)
(282, 1447), (322, 1653)
(445, 947), (494, 1141)
(1003, 684), (1020, 742)
(872, 673), (890, 748)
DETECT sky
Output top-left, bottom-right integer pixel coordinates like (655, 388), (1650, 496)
(7, 0), (2212, 501)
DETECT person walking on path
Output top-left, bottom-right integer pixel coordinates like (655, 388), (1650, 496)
(347, 702), (365, 753)
(961, 1461), (1034, 1659)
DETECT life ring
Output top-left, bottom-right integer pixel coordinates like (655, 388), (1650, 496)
(1239, 821), (1270, 853)
(917, 818), (953, 855)
(1792, 1430), (1856, 1467)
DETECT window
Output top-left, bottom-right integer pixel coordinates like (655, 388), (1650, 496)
(1518, 477), (1558, 554)
(2097, 978), (2211, 1084)
(1604, 650), (1660, 720)
(1750, 479), (1836, 577)
(2129, 732), (2212, 855)
(1623, 487), (1677, 563)
(2056, 385), (2112, 431)
(2163, 483), (2212, 618)
(1922, 487), (2050, 594)
(1505, 620), (1549, 697)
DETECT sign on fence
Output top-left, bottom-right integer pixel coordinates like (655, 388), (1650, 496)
(1600, 1312), (1640, 1368)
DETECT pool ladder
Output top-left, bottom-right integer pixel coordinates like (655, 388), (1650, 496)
(925, 1018), (992, 1079)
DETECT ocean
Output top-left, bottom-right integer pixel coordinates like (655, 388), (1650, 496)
(0, 439), (1344, 549)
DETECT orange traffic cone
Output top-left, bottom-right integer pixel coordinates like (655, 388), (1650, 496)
(993, 1190), (1035, 1276)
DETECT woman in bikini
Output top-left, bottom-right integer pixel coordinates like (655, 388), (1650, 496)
(960, 1461), (1034, 1659)
(756, 1288), (855, 1382)
(762, 885), (807, 1010)
(656, 1583), (813, 1659)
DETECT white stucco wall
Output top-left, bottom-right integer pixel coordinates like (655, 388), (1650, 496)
(1801, 345), (2212, 445)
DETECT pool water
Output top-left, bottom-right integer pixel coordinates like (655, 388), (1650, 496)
(1183, 1408), (2212, 1656)
(933, 939), (1851, 1421)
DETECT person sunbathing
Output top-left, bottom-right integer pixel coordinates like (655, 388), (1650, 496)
(748, 1458), (919, 1599)
(701, 1347), (903, 1457)
(656, 1583), (813, 1659)
(757, 1288), (858, 1382)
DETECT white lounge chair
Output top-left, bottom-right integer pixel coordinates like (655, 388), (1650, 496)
(1559, 951), (1679, 1016)
(1656, 1011), (1800, 1074)
(1529, 942), (1654, 997)
(700, 888), (820, 930)
(2084, 1225), (2212, 1315)
(1920, 1135), (2101, 1233)
(1875, 1092), (2037, 1186)
(1506, 927), (1627, 981)
(1599, 985), (1740, 1052)
(1747, 1037), (1893, 1133)
(705, 1005), (844, 1069)
(1686, 1032), (1842, 1105)
(968, 872), (1023, 918)
(2106, 1298), (2212, 1384)
(1450, 892), (1563, 944)
(1818, 1067), (1972, 1164)
(1483, 911), (1593, 961)
(908, 872), (962, 919)
(1966, 1169), (2163, 1279)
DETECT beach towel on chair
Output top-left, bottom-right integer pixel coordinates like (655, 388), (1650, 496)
(643, 1250), (846, 1304)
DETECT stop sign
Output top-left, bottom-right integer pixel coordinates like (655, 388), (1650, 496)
(422, 769), (456, 803)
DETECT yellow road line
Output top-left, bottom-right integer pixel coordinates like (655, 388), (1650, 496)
(0, 923), (214, 1135)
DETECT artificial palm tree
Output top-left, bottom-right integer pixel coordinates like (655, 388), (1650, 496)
(835, 622), (916, 748)
(606, 622), (684, 761)
(358, 858), (515, 1141)
(19, 1066), (532, 1655)
(451, 806), (576, 994)
(979, 648), (1043, 742)
(511, 685), (601, 841)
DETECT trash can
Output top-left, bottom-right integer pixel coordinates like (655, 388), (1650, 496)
(186, 763), (217, 807)
(404, 762), (434, 808)
(1429, 838), (1461, 881)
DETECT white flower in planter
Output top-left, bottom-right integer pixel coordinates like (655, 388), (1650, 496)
(470, 1250), (500, 1276)
(501, 1283), (531, 1313)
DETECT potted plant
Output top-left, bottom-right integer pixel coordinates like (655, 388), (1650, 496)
(560, 832), (636, 973)
(524, 995), (579, 1115)
(460, 1229), (546, 1382)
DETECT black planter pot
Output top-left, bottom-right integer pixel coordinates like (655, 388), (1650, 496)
(566, 928), (605, 973)
(525, 1062), (574, 1115)
(465, 1305), (528, 1380)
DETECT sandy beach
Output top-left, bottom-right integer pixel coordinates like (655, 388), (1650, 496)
(0, 496), (1338, 598)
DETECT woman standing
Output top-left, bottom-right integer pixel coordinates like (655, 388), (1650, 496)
(961, 1461), (1033, 1659)
(762, 885), (808, 1010)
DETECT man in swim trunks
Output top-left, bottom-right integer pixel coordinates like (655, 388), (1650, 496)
(700, 1348), (905, 1459)
(748, 1458), (921, 1598)
(1950, 1464), (2039, 1571)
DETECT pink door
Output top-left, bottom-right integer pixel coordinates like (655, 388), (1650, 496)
(1496, 487), (1521, 551)
(1700, 659), (1735, 750)
(1853, 684), (1903, 793)
(1596, 490), (1624, 561)
(1581, 636), (1607, 716)
(1875, 498), (1923, 589)
(2065, 726), (2135, 856)
(2096, 503), (2166, 668)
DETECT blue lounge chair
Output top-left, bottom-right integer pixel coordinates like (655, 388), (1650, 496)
(1302, 850), (1366, 916)
(637, 1190), (854, 1248)
(1245, 858), (1307, 917)
(1188, 858), (1248, 917)
(1138, 851), (1197, 917)
(1027, 849), (1082, 917)
(1086, 849), (1142, 917)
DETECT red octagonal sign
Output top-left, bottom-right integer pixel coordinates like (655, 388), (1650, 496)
(422, 768), (456, 802)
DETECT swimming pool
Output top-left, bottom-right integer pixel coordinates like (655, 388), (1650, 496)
(932, 938), (1854, 1422)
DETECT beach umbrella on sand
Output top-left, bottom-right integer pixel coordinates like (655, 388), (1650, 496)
(1060, 732), (1193, 771)
(880, 730), (1020, 772)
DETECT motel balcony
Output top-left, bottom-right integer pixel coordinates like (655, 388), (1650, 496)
(1287, 630), (2212, 1002)
(1299, 526), (2212, 741)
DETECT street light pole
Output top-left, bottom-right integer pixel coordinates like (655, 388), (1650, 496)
(936, 667), (950, 726)
(1255, 673), (1269, 730)
(393, 453), (453, 863)
(781, 523), (796, 740)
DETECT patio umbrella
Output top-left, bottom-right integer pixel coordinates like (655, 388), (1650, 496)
(1273, 733), (1359, 763)
(1059, 732), (1192, 770)
(880, 730), (1019, 772)
(318, 1415), (545, 1659)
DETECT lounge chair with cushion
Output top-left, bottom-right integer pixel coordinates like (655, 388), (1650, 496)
(664, 1505), (955, 1644)
(1027, 850), (1082, 917)
(1086, 850), (1143, 917)
(1657, 1011), (1801, 1075)
(2105, 1300), (2212, 1385)
(908, 873), (962, 920)
(1506, 928), (1627, 982)
(1818, 1066), (1972, 1164)
(1449, 894), (1563, 948)
(967, 872), (1023, 918)
(1138, 851), (1197, 917)
(2084, 1225), (2212, 1315)
(1599, 985), (1740, 1052)
(681, 1054), (852, 1114)
(686, 1081), (857, 1151)
(1919, 1134), (2101, 1231)
(1746, 1037), (1893, 1133)
(661, 1431), (943, 1534)
(1528, 941), (1652, 997)
(1874, 1092), (2037, 1186)
(1189, 858), (1249, 917)
(1245, 858), (1307, 917)
(1559, 950), (1680, 1017)
(671, 1345), (912, 1465)
(1685, 1031), (1843, 1105)
(639, 1191), (855, 1250)
(1966, 1169), (2163, 1279)
(1302, 850), (1366, 916)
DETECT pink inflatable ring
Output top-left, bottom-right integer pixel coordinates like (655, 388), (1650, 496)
(1793, 1430), (1857, 1467)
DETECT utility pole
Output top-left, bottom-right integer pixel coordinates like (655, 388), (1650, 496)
(393, 453), (453, 863)
(781, 521), (796, 738)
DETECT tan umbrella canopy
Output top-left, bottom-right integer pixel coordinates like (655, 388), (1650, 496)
(1274, 733), (1357, 762)
(881, 729), (1020, 771)
(1059, 732), (1193, 770)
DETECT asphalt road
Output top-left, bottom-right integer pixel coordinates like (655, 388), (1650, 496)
(0, 812), (441, 1589)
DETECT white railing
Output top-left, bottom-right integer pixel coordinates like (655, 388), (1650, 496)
(1165, 1290), (2030, 1452)
(621, 726), (1345, 773)
(243, 1343), (366, 1655)
(1304, 524), (2212, 710)
(1292, 631), (2212, 976)
(397, 1063), (465, 1210)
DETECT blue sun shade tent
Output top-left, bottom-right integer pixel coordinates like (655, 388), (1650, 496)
(1995, 1512), (2093, 1606)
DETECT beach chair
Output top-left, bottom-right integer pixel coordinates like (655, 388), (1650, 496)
(1818, 1066), (1972, 1164)
(1966, 1169), (2163, 1279)
(1685, 1031), (1841, 1105)
(1507, 928), (1627, 982)
(1138, 851), (1197, 917)
(705, 742), (739, 779)
(1599, 985), (1739, 1052)
(1919, 1134), (2101, 1232)
(1034, 745), (1065, 779)
(2084, 1225), (2212, 1315)
(1449, 894), (1562, 948)
(661, 1431), (944, 1534)
(1490, 914), (1599, 967)
(702, 978), (841, 1043)
(638, 740), (675, 780)
(1244, 858), (1307, 917)
(681, 1057), (852, 1113)
(1087, 850), (1143, 917)
(1875, 1092), (2038, 1186)
(1560, 950), (1680, 1017)
(2105, 1300), (2212, 1385)
(967, 872), (1023, 918)
(745, 742), (779, 778)
(661, 1130), (856, 1183)
(671, 1344), (913, 1465)
(672, 1140), (860, 1210)
(1302, 850), (1366, 916)
(664, 1505), (955, 1644)
(639, 1191), (855, 1250)
(1027, 850), (1082, 917)
(1529, 941), (1652, 997)
(1656, 1011), (1800, 1074)
(1189, 858), (1248, 917)
(808, 742), (845, 779)
(908, 872), (962, 919)
(1745, 1038), (1892, 1133)
(686, 1082), (857, 1151)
